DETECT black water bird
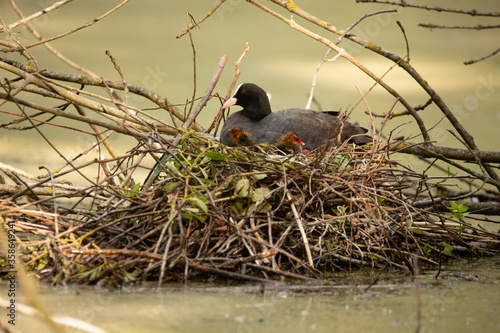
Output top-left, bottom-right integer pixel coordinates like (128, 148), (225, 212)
(220, 83), (372, 152)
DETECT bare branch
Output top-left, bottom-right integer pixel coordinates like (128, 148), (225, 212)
(207, 42), (250, 134)
(306, 9), (397, 109)
(419, 23), (500, 30)
(8, 0), (111, 77)
(464, 47), (500, 65)
(172, 55), (227, 147)
(356, 0), (500, 17)
(176, 0), (228, 38)
(2, 0), (75, 32)
(22, 0), (131, 49)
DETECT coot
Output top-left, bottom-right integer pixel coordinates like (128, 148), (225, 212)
(228, 127), (254, 146)
(276, 132), (304, 154)
(228, 127), (304, 155)
(220, 83), (371, 151)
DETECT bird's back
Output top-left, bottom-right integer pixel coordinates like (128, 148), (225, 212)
(220, 108), (371, 150)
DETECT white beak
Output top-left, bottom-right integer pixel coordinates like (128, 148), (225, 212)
(222, 97), (237, 110)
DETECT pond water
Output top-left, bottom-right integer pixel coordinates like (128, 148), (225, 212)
(1, 256), (499, 333)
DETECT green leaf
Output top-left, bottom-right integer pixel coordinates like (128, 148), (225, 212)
(251, 187), (271, 202)
(190, 212), (206, 221)
(191, 197), (208, 213)
(231, 200), (245, 215)
(234, 178), (252, 198)
(411, 229), (426, 235)
(423, 243), (431, 255)
(256, 202), (272, 213)
(447, 201), (469, 222)
(163, 181), (180, 191)
(442, 243), (453, 256)
(200, 155), (211, 165)
(328, 155), (352, 173)
(200, 167), (208, 179)
(131, 182), (141, 193)
(204, 151), (226, 161)
(164, 161), (182, 176)
(252, 173), (268, 180)
(332, 205), (348, 216)
(181, 209), (206, 221)
(37, 260), (46, 270)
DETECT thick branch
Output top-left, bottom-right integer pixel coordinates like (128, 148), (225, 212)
(419, 23), (500, 30)
(356, 1), (500, 17)
(172, 55), (227, 146)
(413, 199), (500, 216)
(393, 142), (500, 188)
(393, 142), (500, 163)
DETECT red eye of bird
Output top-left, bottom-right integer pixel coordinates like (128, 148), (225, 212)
(240, 89), (245, 94)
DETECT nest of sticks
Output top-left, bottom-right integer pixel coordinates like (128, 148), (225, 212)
(3, 131), (499, 285)
(2, 0), (500, 286)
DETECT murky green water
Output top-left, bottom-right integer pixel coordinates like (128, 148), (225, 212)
(2, 257), (499, 333)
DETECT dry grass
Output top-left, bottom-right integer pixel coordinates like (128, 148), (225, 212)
(2, 131), (499, 286)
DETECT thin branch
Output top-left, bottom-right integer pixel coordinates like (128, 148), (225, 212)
(305, 48), (333, 110)
(186, 12), (197, 118)
(464, 47), (500, 65)
(7, 0), (97, 77)
(143, 55), (227, 189)
(306, 10), (397, 109)
(286, 191), (313, 267)
(371, 99), (432, 118)
(22, 0), (130, 49)
(356, 0), (500, 17)
(105, 50), (129, 104)
(2, 0), (75, 32)
(392, 142), (500, 187)
(208, 42), (249, 134)
(0, 56), (203, 132)
(172, 55), (227, 147)
(176, 0), (228, 38)
(419, 23), (500, 30)
(396, 21), (410, 61)
(0, 91), (151, 138)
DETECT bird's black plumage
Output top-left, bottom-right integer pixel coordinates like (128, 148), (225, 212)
(220, 83), (371, 151)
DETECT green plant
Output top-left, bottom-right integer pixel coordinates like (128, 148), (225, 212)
(423, 243), (432, 257)
(446, 201), (470, 233)
(446, 201), (469, 222)
(442, 243), (453, 256)
(333, 205), (348, 217)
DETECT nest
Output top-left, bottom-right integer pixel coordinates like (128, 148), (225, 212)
(3, 132), (499, 285)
